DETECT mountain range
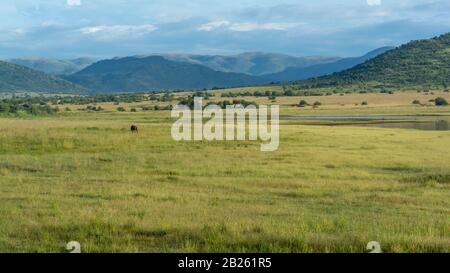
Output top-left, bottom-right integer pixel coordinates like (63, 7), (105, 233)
(266, 47), (395, 82)
(64, 56), (267, 93)
(138, 52), (340, 76)
(0, 60), (87, 94)
(295, 33), (450, 89)
(62, 49), (389, 93)
(1, 32), (449, 94)
(7, 57), (96, 75)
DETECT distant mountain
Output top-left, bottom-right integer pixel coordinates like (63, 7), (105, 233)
(64, 56), (268, 93)
(0, 60), (87, 94)
(138, 52), (340, 76)
(294, 33), (450, 88)
(7, 57), (96, 75)
(266, 47), (395, 82)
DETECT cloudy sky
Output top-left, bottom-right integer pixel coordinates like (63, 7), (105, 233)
(0, 0), (449, 59)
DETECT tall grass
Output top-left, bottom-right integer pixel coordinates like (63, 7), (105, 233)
(0, 97), (449, 253)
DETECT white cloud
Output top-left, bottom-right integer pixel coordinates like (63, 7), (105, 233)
(197, 20), (231, 31)
(367, 0), (382, 6)
(67, 0), (82, 6)
(229, 22), (298, 32)
(41, 20), (61, 27)
(14, 28), (25, 35)
(198, 20), (299, 32)
(79, 25), (157, 39)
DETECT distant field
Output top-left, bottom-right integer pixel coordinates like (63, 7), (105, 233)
(0, 90), (449, 252)
(59, 89), (450, 116)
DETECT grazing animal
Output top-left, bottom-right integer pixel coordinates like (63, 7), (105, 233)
(131, 125), (138, 133)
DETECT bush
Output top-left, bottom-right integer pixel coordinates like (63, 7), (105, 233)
(412, 100), (421, 105)
(85, 105), (104, 111)
(313, 101), (322, 107)
(298, 100), (308, 107)
(154, 105), (172, 111)
(361, 101), (368, 106)
(141, 106), (153, 111)
(0, 101), (58, 116)
(435, 97), (449, 106)
(117, 107), (126, 112)
(130, 108), (137, 112)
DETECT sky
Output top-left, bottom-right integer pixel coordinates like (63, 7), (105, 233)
(0, 0), (449, 59)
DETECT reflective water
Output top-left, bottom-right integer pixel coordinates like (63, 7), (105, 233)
(285, 115), (450, 131)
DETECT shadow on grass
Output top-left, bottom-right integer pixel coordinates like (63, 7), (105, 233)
(402, 173), (450, 185)
(5, 221), (448, 253)
(0, 163), (41, 173)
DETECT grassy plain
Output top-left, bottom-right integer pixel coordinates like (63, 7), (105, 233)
(64, 88), (450, 115)
(0, 90), (449, 252)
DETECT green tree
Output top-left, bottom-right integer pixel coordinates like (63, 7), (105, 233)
(298, 100), (308, 107)
(435, 97), (449, 106)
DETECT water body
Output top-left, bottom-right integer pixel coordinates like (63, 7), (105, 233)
(284, 115), (450, 131)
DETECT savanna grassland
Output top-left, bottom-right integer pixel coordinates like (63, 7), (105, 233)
(0, 89), (449, 253)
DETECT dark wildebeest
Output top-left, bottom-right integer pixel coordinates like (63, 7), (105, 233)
(131, 125), (138, 133)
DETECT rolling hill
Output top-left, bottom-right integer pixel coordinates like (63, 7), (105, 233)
(7, 57), (96, 75)
(64, 56), (268, 93)
(295, 33), (450, 89)
(0, 61), (88, 94)
(137, 52), (340, 76)
(266, 47), (394, 82)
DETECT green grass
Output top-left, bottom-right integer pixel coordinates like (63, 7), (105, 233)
(0, 95), (449, 253)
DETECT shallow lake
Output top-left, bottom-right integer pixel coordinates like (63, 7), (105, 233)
(284, 115), (450, 131)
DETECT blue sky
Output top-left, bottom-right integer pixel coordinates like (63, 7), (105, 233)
(0, 0), (449, 59)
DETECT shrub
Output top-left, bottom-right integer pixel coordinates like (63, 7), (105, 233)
(361, 101), (368, 106)
(117, 107), (126, 112)
(0, 101), (58, 115)
(435, 97), (449, 106)
(313, 101), (322, 107)
(412, 100), (421, 105)
(130, 108), (137, 112)
(298, 100), (308, 107)
(141, 106), (153, 111)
